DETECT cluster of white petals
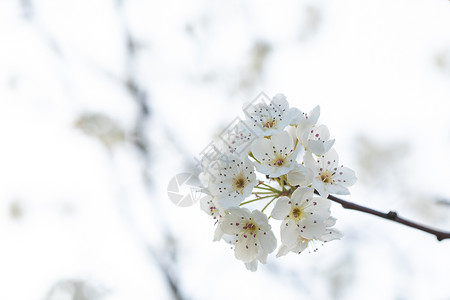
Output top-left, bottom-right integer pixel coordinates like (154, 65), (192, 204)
(196, 93), (357, 271)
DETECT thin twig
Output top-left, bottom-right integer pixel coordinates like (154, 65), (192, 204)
(321, 192), (450, 241)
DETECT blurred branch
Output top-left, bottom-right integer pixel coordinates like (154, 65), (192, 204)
(436, 198), (450, 207)
(318, 192), (450, 241)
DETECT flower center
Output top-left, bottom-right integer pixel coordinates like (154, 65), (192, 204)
(243, 221), (257, 234)
(232, 173), (247, 193)
(290, 207), (304, 221)
(320, 171), (333, 184)
(263, 119), (275, 128)
(272, 155), (286, 167)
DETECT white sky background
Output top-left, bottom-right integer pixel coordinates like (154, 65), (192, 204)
(0, 0), (450, 299)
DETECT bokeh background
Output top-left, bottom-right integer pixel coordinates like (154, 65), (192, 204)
(1, 0), (450, 299)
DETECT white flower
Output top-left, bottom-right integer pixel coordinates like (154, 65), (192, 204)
(276, 216), (343, 257)
(200, 194), (225, 220)
(297, 124), (335, 155)
(304, 149), (357, 198)
(207, 155), (258, 208)
(292, 105), (320, 127)
(200, 194), (226, 241)
(243, 93), (300, 137)
(251, 131), (302, 177)
(271, 187), (331, 248)
(319, 216), (344, 243)
(220, 207), (277, 270)
(286, 163), (313, 187)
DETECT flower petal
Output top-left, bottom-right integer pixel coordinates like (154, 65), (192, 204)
(245, 259), (258, 272)
(250, 136), (272, 163)
(271, 131), (294, 152)
(281, 219), (300, 247)
(291, 239), (309, 254)
(276, 244), (291, 257)
(290, 187), (314, 205)
(334, 167), (357, 187)
(286, 164), (313, 186)
(258, 229), (277, 254)
(320, 228), (343, 242)
(308, 105), (320, 125)
(306, 139), (335, 156)
(271, 197), (291, 220)
(297, 218), (326, 239)
(235, 235), (259, 263)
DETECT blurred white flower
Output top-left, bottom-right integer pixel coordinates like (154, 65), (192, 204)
(304, 149), (357, 198)
(220, 207), (276, 271)
(251, 131), (301, 177)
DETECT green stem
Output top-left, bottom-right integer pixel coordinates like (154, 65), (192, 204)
(240, 195), (274, 206)
(261, 196), (277, 213)
(254, 186), (276, 192)
(248, 152), (261, 164)
(259, 182), (279, 189)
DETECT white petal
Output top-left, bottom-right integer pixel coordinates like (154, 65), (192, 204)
(281, 219), (300, 247)
(221, 233), (237, 245)
(287, 164), (313, 186)
(304, 196), (332, 221)
(290, 187), (314, 205)
(291, 240), (309, 254)
(276, 244), (291, 257)
(250, 137), (273, 163)
(334, 167), (357, 187)
(218, 195), (242, 209)
(326, 184), (350, 195)
(324, 216), (337, 227)
(303, 151), (318, 170)
(199, 195), (214, 215)
(271, 93), (289, 111)
(271, 131), (294, 152)
(257, 249), (269, 264)
(313, 124), (331, 140)
(235, 235), (259, 263)
(320, 228), (343, 242)
(312, 179), (329, 198)
(251, 210), (271, 231)
(321, 148), (339, 167)
(283, 107), (301, 125)
(254, 163), (278, 177)
(245, 259), (258, 272)
(271, 197), (291, 220)
(220, 207), (250, 234)
(306, 139), (335, 155)
(308, 105), (320, 125)
(258, 229), (277, 254)
(297, 218), (327, 239)
(213, 225), (224, 241)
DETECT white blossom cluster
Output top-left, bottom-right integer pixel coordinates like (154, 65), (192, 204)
(198, 94), (357, 271)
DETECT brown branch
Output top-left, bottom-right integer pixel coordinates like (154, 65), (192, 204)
(321, 192), (450, 241)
